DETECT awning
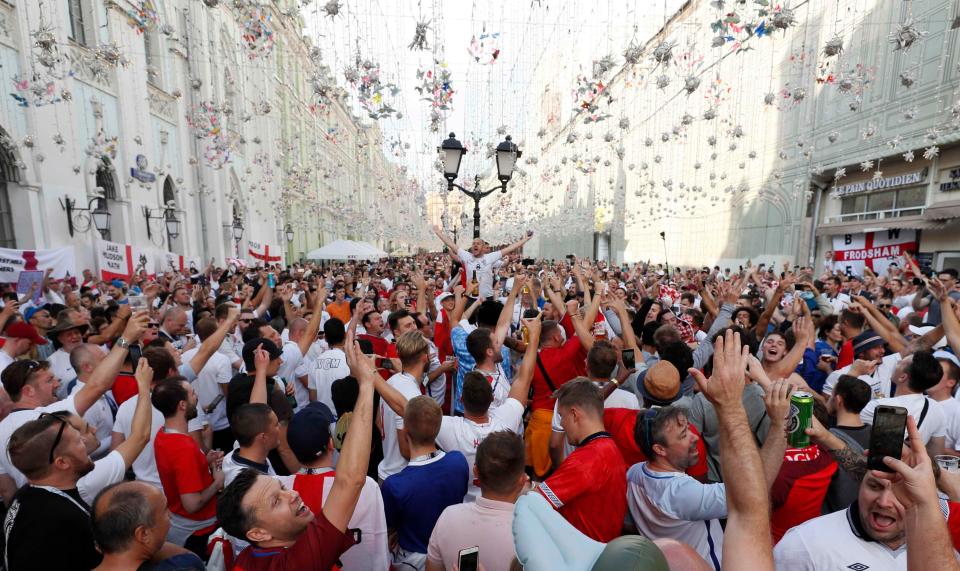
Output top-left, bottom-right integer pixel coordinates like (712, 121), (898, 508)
(923, 200), (960, 221)
(305, 240), (385, 260)
(815, 215), (945, 236)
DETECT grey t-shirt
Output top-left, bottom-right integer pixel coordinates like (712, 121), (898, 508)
(924, 291), (960, 326)
(675, 382), (771, 484)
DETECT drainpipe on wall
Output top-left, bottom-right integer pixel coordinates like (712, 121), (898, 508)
(807, 180), (828, 267)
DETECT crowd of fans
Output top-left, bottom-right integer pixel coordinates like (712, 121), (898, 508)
(0, 228), (959, 570)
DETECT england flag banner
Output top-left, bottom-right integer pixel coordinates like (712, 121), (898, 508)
(160, 253), (201, 274)
(247, 240), (282, 265)
(0, 247), (76, 283)
(96, 240), (158, 281)
(831, 229), (918, 275)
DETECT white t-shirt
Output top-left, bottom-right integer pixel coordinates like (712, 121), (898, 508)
(472, 363), (511, 411)
(936, 397), (960, 451)
(626, 462), (726, 569)
(68, 381), (115, 459)
(0, 351), (15, 378)
(309, 347), (351, 415)
(48, 349), (76, 399)
(221, 448), (276, 486)
(182, 347), (232, 431)
(827, 293), (852, 313)
(78, 450), (127, 505)
(457, 249), (504, 299)
(860, 393), (946, 445)
(773, 506), (907, 570)
(0, 396), (78, 486)
(112, 395), (204, 489)
(435, 398), (524, 502)
(277, 341), (308, 410)
(823, 352), (902, 399)
(377, 372), (422, 481)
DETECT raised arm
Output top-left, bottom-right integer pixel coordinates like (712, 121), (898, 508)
(323, 333), (374, 532)
(184, 307), (240, 376)
(755, 279), (789, 339)
(507, 315), (542, 407)
(113, 359), (155, 467)
(494, 274), (525, 344)
(765, 314), (813, 381)
(498, 231), (532, 257)
(86, 304), (132, 346)
(941, 297), (960, 356)
(432, 224), (460, 253)
(759, 381), (790, 488)
(688, 331), (775, 571)
(74, 312), (148, 417)
(297, 287), (328, 357)
(570, 281), (602, 352)
(449, 284), (467, 325)
(250, 344), (270, 405)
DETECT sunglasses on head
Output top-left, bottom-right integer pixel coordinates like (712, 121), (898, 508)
(37, 412), (68, 464)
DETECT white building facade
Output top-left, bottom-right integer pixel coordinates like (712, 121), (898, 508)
(0, 0), (412, 273)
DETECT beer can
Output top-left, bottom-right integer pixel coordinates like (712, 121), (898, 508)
(788, 391), (814, 448)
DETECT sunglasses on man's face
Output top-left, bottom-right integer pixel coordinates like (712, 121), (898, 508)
(240, 318), (254, 323)
(878, 304), (892, 309)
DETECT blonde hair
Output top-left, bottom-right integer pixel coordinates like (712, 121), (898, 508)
(396, 331), (429, 365)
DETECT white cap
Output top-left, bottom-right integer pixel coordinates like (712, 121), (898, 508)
(909, 325), (947, 349)
(934, 350), (960, 369)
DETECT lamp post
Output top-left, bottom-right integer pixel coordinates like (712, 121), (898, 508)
(60, 196), (111, 238)
(143, 206), (182, 246)
(232, 216), (244, 256)
(285, 224), (294, 243)
(438, 132), (521, 239)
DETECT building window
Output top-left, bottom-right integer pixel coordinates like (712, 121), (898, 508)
(839, 186), (927, 220)
(96, 163), (118, 241)
(144, 29), (163, 87)
(68, 0), (89, 46)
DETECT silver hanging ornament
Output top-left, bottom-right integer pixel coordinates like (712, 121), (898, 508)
(889, 19), (926, 52)
(823, 35), (844, 57)
(791, 87), (806, 102)
(770, 8), (796, 31)
(683, 75), (701, 95)
(899, 70), (916, 88)
(655, 74), (670, 89)
(703, 107), (717, 120)
(652, 41), (677, 66)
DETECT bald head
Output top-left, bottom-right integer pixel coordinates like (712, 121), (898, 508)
(287, 317), (309, 341)
(69, 344), (106, 381)
(92, 481), (166, 555)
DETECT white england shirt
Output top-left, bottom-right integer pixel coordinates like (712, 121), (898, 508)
(309, 347), (351, 415)
(823, 352), (902, 399)
(860, 393), (946, 445)
(435, 398), (524, 502)
(457, 249), (503, 299)
(626, 462), (726, 571)
(377, 372), (422, 481)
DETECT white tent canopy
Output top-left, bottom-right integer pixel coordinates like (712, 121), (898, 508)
(305, 240), (386, 261)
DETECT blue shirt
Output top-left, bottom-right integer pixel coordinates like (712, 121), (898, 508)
(450, 326), (511, 414)
(381, 450), (469, 553)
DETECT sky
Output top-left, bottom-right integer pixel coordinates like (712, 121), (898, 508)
(300, 0), (687, 196)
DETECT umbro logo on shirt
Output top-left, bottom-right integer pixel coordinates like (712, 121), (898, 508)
(847, 563), (869, 571)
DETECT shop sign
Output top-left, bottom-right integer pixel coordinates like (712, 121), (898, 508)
(831, 168), (927, 198)
(939, 167), (960, 192)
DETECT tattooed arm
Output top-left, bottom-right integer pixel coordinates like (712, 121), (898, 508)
(807, 416), (868, 481)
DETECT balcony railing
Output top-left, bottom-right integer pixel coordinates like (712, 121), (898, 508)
(825, 205), (925, 224)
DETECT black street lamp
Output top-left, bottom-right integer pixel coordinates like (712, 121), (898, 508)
(143, 206), (182, 245)
(232, 216), (244, 256)
(438, 132), (521, 238)
(285, 224), (294, 243)
(60, 196), (111, 238)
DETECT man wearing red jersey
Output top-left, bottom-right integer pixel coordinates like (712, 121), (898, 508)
(536, 379), (626, 542)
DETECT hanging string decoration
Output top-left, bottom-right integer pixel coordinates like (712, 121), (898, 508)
(241, 7), (275, 60)
(415, 62), (454, 132)
(10, 76), (63, 108)
(572, 73), (611, 123)
(124, 0), (160, 35)
(344, 55), (400, 119)
(409, 20), (431, 51)
(468, 30), (501, 64)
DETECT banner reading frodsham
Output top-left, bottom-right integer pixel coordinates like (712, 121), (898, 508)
(831, 229), (918, 275)
(0, 247), (76, 283)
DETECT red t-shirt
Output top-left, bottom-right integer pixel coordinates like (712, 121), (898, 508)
(111, 373), (138, 406)
(153, 428), (217, 521)
(603, 408), (707, 479)
(949, 501), (960, 550)
(531, 336), (587, 411)
(770, 445), (837, 543)
(233, 509), (355, 571)
(537, 433), (627, 542)
(292, 471), (336, 515)
(434, 308), (453, 360)
(837, 339), (854, 369)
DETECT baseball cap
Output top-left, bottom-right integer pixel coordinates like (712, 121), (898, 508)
(241, 338), (281, 371)
(435, 291), (454, 311)
(934, 349), (960, 369)
(24, 306), (45, 322)
(909, 325), (948, 349)
(852, 330), (885, 355)
(638, 361), (682, 406)
(110, 279), (125, 289)
(4, 322), (49, 345)
(286, 402), (334, 463)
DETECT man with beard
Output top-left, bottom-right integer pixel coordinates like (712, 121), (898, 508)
(627, 383), (791, 570)
(5, 411), (106, 569)
(151, 378), (225, 556)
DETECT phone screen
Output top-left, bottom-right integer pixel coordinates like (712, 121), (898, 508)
(867, 406), (908, 472)
(129, 344), (143, 368)
(622, 349), (636, 370)
(458, 547), (479, 571)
